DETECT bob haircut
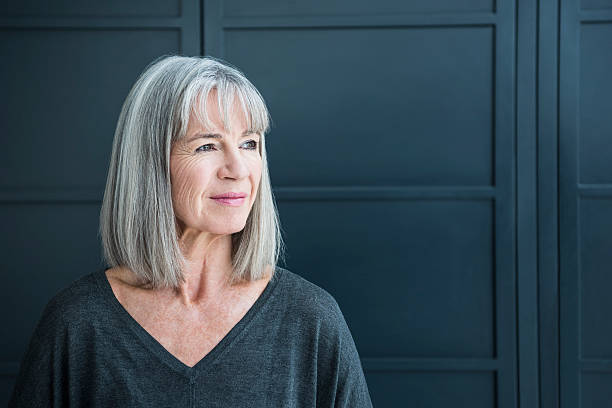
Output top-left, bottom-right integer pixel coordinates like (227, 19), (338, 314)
(99, 54), (285, 289)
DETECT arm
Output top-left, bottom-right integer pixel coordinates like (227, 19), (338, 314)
(8, 299), (68, 407)
(316, 297), (374, 408)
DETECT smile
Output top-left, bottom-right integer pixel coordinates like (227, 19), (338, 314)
(211, 197), (245, 207)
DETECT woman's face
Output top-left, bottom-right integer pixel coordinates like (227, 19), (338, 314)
(170, 90), (262, 236)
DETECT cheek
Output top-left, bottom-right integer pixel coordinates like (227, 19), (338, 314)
(171, 163), (211, 207)
(249, 162), (262, 190)
(249, 157), (262, 178)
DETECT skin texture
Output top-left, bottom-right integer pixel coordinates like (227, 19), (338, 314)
(169, 88), (264, 305)
(105, 89), (272, 367)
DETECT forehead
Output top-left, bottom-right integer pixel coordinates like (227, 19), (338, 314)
(187, 88), (249, 134)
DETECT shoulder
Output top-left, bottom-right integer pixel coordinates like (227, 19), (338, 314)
(9, 271), (107, 407)
(274, 267), (370, 400)
(36, 270), (105, 331)
(274, 267), (346, 333)
(276, 267), (341, 311)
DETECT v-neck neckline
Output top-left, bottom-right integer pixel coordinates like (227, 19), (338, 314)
(94, 265), (285, 381)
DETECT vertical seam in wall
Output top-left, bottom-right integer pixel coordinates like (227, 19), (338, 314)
(536, 1), (542, 407)
(556, 0), (562, 405)
(514, 0), (520, 406)
(200, 0), (204, 55)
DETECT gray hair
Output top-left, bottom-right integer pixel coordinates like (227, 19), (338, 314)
(99, 54), (286, 289)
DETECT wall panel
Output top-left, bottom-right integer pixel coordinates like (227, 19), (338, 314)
(206, 1), (516, 406)
(560, 0), (612, 406)
(278, 199), (495, 358)
(578, 23), (612, 184)
(0, 1), (200, 405)
(0, 29), (180, 190)
(225, 26), (494, 187)
(366, 371), (495, 407)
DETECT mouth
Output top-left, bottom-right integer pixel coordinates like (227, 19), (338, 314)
(210, 197), (246, 207)
(210, 192), (247, 199)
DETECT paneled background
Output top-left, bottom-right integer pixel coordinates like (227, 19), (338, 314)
(1, 0), (610, 407)
(207, 0), (516, 406)
(559, 0), (612, 407)
(0, 0), (200, 403)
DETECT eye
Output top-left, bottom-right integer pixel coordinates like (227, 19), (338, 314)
(242, 140), (258, 150)
(195, 144), (216, 153)
(194, 140), (258, 153)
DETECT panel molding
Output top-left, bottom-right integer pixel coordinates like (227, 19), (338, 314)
(492, 0), (518, 406)
(0, 186), (497, 203)
(516, 0), (539, 407)
(578, 184), (612, 197)
(538, 0), (561, 406)
(581, 359), (612, 372)
(275, 186), (496, 201)
(580, 10), (612, 22)
(0, 17), (188, 28)
(221, 13), (498, 29)
(559, 0), (581, 406)
(0, 188), (103, 203)
(363, 357), (499, 372)
(0, 0), (200, 54)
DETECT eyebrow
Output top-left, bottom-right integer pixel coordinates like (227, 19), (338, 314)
(186, 130), (258, 143)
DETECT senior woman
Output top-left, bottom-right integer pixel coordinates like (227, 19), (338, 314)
(9, 55), (373, 407)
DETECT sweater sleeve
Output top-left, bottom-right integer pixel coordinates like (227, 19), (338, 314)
(8, 297), (69, 408)
(316, 296), (374, 408)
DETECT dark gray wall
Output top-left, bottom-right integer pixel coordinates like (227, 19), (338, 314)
(559, 1), (612, 407)
(0, 0), (201, 403)
(1, 0), (611, 407)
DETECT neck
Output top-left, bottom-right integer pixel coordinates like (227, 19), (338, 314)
(174, 228), (238, 308)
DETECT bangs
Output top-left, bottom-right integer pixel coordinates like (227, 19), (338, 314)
(177, 76), (270, 142)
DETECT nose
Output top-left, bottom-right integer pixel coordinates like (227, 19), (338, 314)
(218, 146), (249, 180)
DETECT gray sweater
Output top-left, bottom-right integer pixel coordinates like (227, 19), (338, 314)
(8, 266), (373, 407)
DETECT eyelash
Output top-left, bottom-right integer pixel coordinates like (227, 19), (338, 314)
(195, 140), (258, 153)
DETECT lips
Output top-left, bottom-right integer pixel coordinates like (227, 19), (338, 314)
(211, 195), (246, 207)
(210, 192), (247, 199)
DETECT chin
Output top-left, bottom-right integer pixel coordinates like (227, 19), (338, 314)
(208, 221), (248, 235)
